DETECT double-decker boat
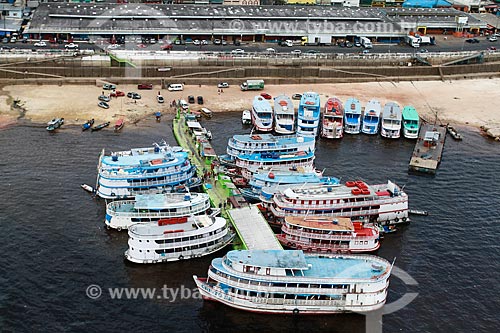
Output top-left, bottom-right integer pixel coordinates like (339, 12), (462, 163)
(344, 98), (362, 134)
(273, 95), (295, 134)
(361, 100), (381, 135)
(380, 102), (402, 139)
(251, 96), (273, 132)
(104, 192), (212, 230)
(297, 92), (321, 137)
(321, 97), (344, 139)
(193, 249), (392, 314)
(96, 141), (199, 199)
(240, 170), (339, 202)
(125, 215), (234, 264)
(276, 216), (380, 254)
(267, 180), (409, 226)
(402, 106), (420, 139)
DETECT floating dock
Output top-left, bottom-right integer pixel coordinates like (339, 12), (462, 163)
(172, 111), (281, 250)
(409, 124), (446, 174)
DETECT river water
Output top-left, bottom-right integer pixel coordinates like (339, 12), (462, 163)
(0, 113), (499, 332)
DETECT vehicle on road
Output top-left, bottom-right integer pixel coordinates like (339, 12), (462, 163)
(138, 83), (153, 90)
(64, 43), (79, 49)
(265, 47), (276, 54)
(466, 38), (480, 44)
(98, 101), (110, 109)
(231, 49), (245, 54)
(167, 83), (184, 91)
(488, 36), (498, 42)
(291, 49), (302, 55)
(161, 44), (173, 50)
(34, 41), (47, 47)
(217, 82), (229, 88)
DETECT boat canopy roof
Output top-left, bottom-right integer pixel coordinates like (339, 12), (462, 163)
(365, 99), (381, 115)
(285, 216), (354, 231)
(382, 102), (402, 120)
(253, 96), (272, 112)
(231, 133), (313, 145)
(186, 121), (203, 129)
(344, 98), (362, 115)
(402, 106), (419, 121)
(227, 250), (309, 269)
(134, 192), (207, 210)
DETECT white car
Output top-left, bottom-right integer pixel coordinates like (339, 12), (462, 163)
(64, 43), (78, 49)
(193, 39), (201, 46)
(265, 47), (276, 54)
(107, 44), (120, 49)
(34, 41), (46, 47)
(231, 49), (245, 54)
(488, 36), (498, 42)
(291, 49), (302, 55)
(217, 82), (229, 88)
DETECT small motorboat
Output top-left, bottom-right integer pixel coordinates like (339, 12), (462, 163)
(82, 118), (95, 131)
(155, 111), (162, 122)
(241, 110), (251, 125)
(200, 107), (213, 118)
(91, 121), (110, 132)
(81, 183), (95, 193)
(114, 118), (124, 132)
(446, 124), (462, 140)
(46, 118), (64, 131)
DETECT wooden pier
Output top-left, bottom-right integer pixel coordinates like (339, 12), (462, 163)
(172, 111), (281, 250)
(409, 124), (446, 174)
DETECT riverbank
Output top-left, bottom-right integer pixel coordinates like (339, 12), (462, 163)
(1, 79), (500, 130)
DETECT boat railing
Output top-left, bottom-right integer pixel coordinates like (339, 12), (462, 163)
(282, 226), (377, 241)
(129, 226), (227, 241)
(107, 202), (211, 217)
(270, 205), (382, 218)
(100, 165), (192, 179)
(249, 297), (347, 307)
(102, 173), (195, 188)
(272, 195), (407, 210)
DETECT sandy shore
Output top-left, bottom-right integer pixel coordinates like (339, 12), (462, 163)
(1, 79), (500, 128)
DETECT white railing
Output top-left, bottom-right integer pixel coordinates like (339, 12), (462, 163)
(100, 164), (192, 179)
(107, 201), (211, 218)
(273, 195), (406, 210)
(282, 225), (377, 241)
(270, 206), (382, 218)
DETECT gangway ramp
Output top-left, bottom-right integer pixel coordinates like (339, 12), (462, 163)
(227, 205), (282, 250)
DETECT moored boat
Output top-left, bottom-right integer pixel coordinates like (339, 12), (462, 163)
(82, 118), (95, 131)
(402, 106), (419, 139)
(251, 96), (273, 132)
(46, 118), (64, 131)
(344, 98), (362, 134)
(200, 107), (213, 118)
(362, 100), (381, 135)
(277, 216), (380, 253)
(125, 215), (234, 264)
(446, 124), (462, 140)
(91, 122), (110, 132)
(321, 97), (344, 139)
(241, 110), (251, 125)
(193, 249), (393, 314)
(273, 95), (295, 134)
(380, 102), (402, 139)
(297, 92), (321, 137)
(114, 118), (124, 132)
(267, 180), (409, 226)
(96, 141), (199, 199)
(105, 192), (212, 230)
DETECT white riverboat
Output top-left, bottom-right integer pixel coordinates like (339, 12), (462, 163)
(251, 96), (273, 132)
(125, 215), (234, 264)
(194, 249), (393, 314)
(105, 192), (212, 230)
(96, 141), (199, 199)
(267, 180), (409, 226)
(380, 102), (402, 139)
(274, 94), (295, 134)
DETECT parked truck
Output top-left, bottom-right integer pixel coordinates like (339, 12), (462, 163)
(301, 36), (331, 46)
(406, 35), (420, 48)
(360, 37), (372, 49)
(240, 79), (265, 91)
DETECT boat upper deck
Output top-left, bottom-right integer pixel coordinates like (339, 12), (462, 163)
(402, 106), (419, 121)
(222, 250), (391, 279)
(345, 98), (362, 115)
(128, 215), (223, 237)
(252, 96), (272, 114)
(237, 150), (315, 162)
(274, 95), (294, 115)
(286, 216), (354, 231)
(382, 102), (402, 121)
(102, 149), (188, 168)
(252, 172), (338, 186)
(132, 193), (209, 210)
(229, 133), (314, 147)
(364, 100), (381, 118)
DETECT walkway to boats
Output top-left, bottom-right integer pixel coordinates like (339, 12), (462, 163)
(172, 112), (282, 250)
(227, 205), (282, 250)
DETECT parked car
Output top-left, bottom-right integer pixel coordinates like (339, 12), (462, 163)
(354, 41), (361, 47)
(98, 101), (110, 109)
(127, 92), (135, 98)
(131, 93), (141, 100)
(465, 38), (480, 44)
(217, 82), (229, 88)
(193, 39), (201, 46)
(197, 96), (204, 104)
(161, 44), (173, 50)
(213, 39), (222, 45)
(488, 36), (498, 42)
(64, 43), (79, 49)
(233, 39), (241, 46)
(292, 93), (302, 100)
(137, 83), (153, 90)
(110, 90), (125, 97)
(157, 95), (164, 103)
(107, 44), (120, 49)
(231, 49), (245, 54)
(2, 37), (8, 43)
(260, 92), (272, 100)
(201, 40), (209, 45)
(103, 84), (116, 90)
(221, 40), (227, 46)
(305, 50), (319, 54)
(34, 41), (46, 47)
(291, 49), (302, 55)
(265, 47), (276, 54)
(188, 95), (195, 104)
(98, 95), (111, 102)
(487, 46), (497, 51)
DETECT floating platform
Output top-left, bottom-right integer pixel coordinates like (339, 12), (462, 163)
(409, 124), (446, 174)
(409, 209), (429, 216)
